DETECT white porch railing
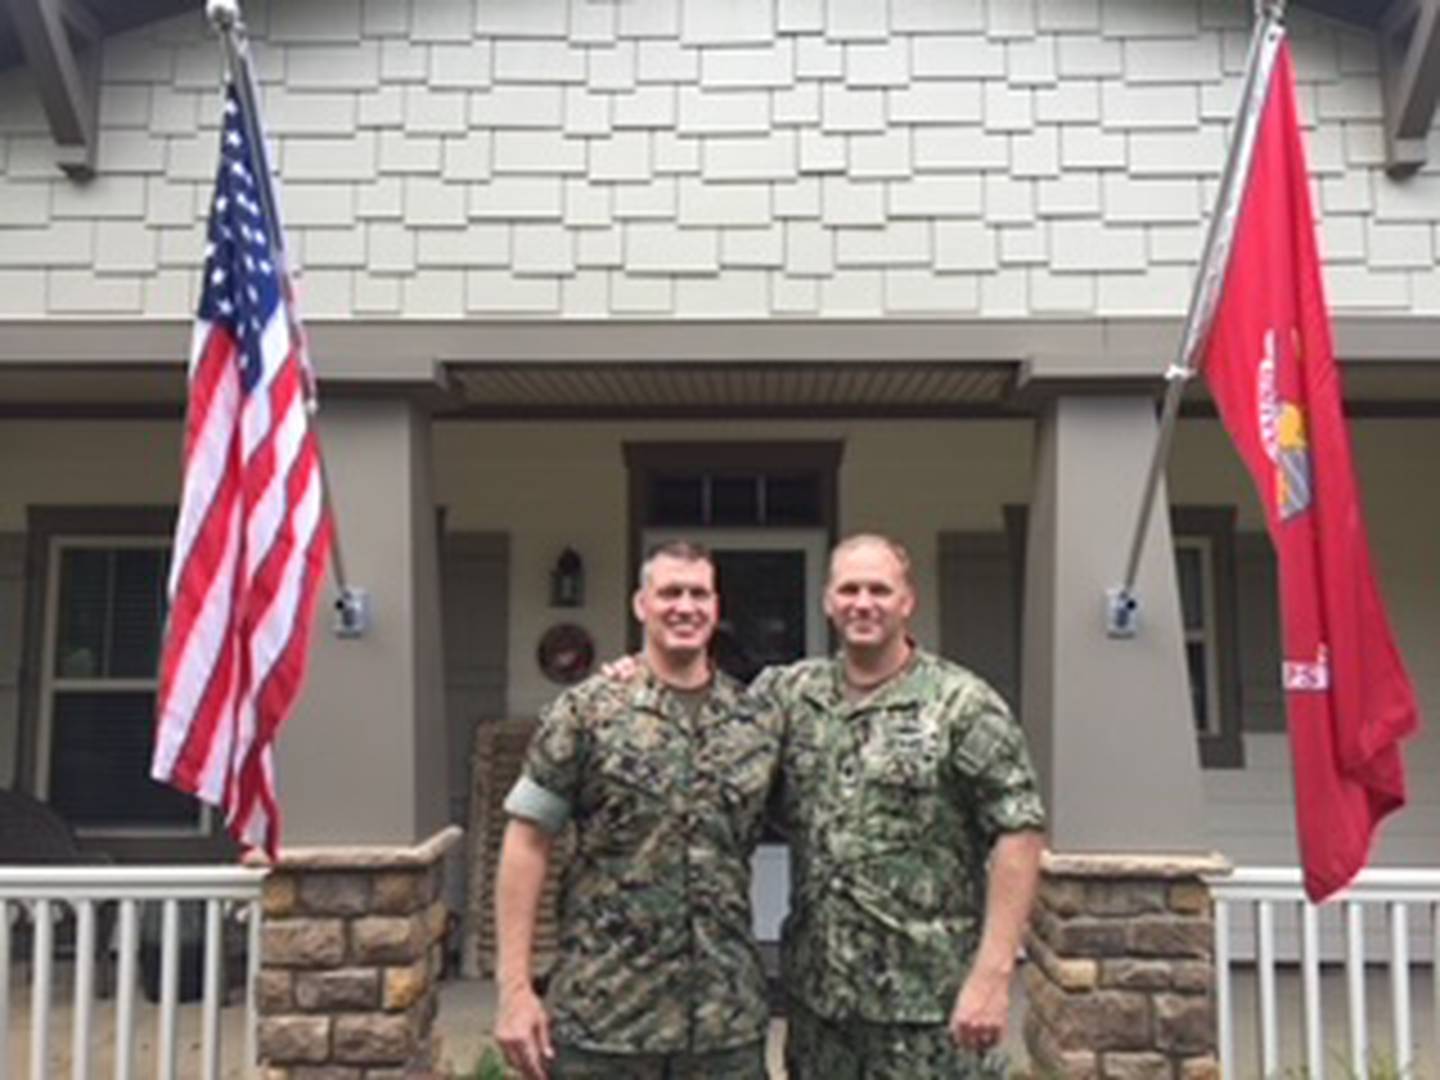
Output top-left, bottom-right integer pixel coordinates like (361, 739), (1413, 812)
(0, 865), (267, 1080)
(1210, 866), (1440, 1080)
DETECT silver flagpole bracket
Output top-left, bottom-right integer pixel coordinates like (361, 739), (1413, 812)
(1105, 587), (1140, 639)
(333, 587), (371, 639)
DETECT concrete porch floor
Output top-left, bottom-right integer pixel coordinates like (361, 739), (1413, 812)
(4, 964), (1434, 1077)
(431, 978), (1030, 1077)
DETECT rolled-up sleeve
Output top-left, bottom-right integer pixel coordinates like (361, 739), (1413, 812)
(503, 774), (572, 833)
(950, 686), (1047, 845)
(504, 692), (587, 833)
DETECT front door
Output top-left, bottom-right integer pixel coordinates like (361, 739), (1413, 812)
(641, 527), (827, 944)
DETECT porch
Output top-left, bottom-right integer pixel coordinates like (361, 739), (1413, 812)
(2, 863), (1438, 1078)
(6, 951), (1438, 1078)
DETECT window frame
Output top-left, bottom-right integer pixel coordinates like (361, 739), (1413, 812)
(36, 533), (207, 838)
(1171, 507), (1243, 768)
(19, 507), (235, 858)
(1174, 534), (1223, 738)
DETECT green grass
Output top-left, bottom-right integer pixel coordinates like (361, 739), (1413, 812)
(1274, 1049), (1419, 1080)
(451, 1045), (510, 1080)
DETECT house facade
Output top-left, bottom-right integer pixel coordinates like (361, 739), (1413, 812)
(0, 0), (1436, 962)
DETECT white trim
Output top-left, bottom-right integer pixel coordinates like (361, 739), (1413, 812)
(1175, 534), (1222, 738)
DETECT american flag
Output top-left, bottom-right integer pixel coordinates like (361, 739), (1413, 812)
(151, 84), (332, 857)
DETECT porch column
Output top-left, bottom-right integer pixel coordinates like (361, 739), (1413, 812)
(1021, 395), (1223, 1077)
(278, 397), (448, 845)
(1020, 394), (1207, 852)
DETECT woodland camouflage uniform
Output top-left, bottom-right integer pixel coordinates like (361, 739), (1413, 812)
(503, 666), (778, 1070)
(752, 649), (1045, 1079)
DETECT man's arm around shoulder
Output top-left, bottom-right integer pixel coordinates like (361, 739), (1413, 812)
(495, 818), (557, 1080)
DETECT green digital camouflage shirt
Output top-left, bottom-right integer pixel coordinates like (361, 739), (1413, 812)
(751, 649), (1046, 1025)
(503, 668), (779, 1055)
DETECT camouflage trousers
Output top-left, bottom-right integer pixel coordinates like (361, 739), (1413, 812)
(548, 1040), (766, 1079)
(784, 1001), (1007, 1080)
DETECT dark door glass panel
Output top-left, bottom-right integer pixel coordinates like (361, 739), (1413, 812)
(710, 475), (760, 525)
(763, 474), (821, 525)
(49, 692), (198, 827)
(650, 475), (704, 525)
(711, 550), (806, 685)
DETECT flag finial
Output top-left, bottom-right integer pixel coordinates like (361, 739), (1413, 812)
(206, 0), (240, 32)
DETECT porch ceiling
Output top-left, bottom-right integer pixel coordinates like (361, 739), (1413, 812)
(0, 365), (184, 411)
(447, 361), (1017, 417)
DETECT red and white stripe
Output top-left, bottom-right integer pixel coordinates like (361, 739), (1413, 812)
(153, 309), (331, 855)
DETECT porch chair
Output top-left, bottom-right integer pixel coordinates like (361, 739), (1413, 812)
(0, 787), (117, 996)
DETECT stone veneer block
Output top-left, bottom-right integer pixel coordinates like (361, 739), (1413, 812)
(295, 969), (382, 1012)
(1025, 851), (1230, 1080)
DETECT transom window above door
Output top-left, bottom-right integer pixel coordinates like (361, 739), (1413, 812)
(647, 471), (822, 528)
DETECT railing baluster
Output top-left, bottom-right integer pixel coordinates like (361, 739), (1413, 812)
(31, 899), (53, 1080)
(1345, 901), (1368, 1079)
(1389, 902), (1412, 1076)
(246, 898), (261, 1075)
(1215, 897), (1235, 1079)
(73, 899), (96, 1080)
(1300, 899), (1323, 1080)
(1257, 899), (1279, 1077)
(114, 899), (138, 1080)
(201, 899), (224, 1080)
(0, 900), (10, 1075)
(0, 867), (266, 1080)
(1433, 901), (1439, 1064)
(156, 899), (180, 1080)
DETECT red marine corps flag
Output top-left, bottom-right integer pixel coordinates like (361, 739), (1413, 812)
(150, 79), (332, 858)
(1202, 43), (1419, 902)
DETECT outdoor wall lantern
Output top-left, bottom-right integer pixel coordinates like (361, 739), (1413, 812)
(550, 547), (584, 608)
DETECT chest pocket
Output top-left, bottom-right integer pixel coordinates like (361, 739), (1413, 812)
(587, 742), (670, 852)
(711, 719), (778, 846)
(860, 715), (941, 846)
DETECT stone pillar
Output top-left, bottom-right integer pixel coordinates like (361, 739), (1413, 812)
(1024, 852), (1231, 1080)
(253, 827), (461, 1080)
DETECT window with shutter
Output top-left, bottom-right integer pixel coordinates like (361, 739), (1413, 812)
(941, 504), (1247, 768)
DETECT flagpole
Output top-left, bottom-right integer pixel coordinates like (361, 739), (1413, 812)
(1105, 0), (1289, 637)
(204, 0), (369, 637)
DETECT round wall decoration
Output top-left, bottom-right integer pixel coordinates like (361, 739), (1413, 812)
(536, 623), (596, 685)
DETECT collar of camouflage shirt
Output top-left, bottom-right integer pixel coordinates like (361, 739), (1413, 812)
(630, 664), (739, 718)
(807, 644), (927, 714)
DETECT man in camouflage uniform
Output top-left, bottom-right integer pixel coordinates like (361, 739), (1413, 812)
(493, 541), (777, 1080)
(754, 533), (1046, 1079)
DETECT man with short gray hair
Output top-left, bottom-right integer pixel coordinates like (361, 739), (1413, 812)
(755, 532), (1046, 1078)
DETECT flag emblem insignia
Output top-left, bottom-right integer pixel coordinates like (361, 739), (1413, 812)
(1256, 328), (1312, 521)
(1283, 644), (1330, 693)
